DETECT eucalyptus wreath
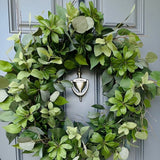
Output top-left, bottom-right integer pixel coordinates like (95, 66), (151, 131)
(0, 2), (160, 160)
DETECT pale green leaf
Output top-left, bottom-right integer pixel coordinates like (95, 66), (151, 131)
(0, 96), (14, 110)
(31, 69), (44, 79)
(72, 16), (88, 34)
(51, 32), (59, 43)
(17, 71), (30, 80)
(115, 90), (123, 101)
(50, 91), (60, 102)
(30, 103), (40, 114)
(126, 122), (137, 129)
(95, 38), (105, 44)
(94, 45), (102, 57)
(124, 89), (134, 103)
(61, 144), (72, 150)
(3, 124), (21, 134)
(86, 17), (94, 30)
(134, 92), (141, 105)
(101, 45), (111, 57)
(37, 47), (50, 60)
(135, 131), (148, 140)
(19, 141), (35, 151)
(118, 147), (129, 160)
(0, 111), (15, 122)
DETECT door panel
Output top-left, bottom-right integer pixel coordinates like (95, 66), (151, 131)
(65, 68), (98, 123)
(0, 0), (160, 160)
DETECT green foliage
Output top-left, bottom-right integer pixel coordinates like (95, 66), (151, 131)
(0, 1), (159, 160)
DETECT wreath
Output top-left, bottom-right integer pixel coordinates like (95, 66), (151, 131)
(0, 2), (160, 160)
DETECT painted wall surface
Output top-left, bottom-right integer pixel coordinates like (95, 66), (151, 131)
(0, 0), (160, 160)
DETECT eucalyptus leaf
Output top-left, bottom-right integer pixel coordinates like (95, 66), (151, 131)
(61, 80), (73, 88)
(28, 126), (44, 135)
(19, 141), (35, 151)
(40, 90), (50, 102)
(54, 83), (65, 92)
(56, 69), (65, 78)
(145, 52), (158, 63)
(118, 147), (129, 160)
(72, 16), (88, 34)
(0, 77), (9, 89)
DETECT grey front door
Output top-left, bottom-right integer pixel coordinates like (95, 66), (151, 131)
(0, 0), (160, 160)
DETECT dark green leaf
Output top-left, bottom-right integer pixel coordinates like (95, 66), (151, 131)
(102, 70), (113, 86)
(64, 60), (77, 70)
(28, 127), (44, 135)
(6, 132), (18, 144)
(151, 71), (160, 81)
(144, 99), (151, 108)
(54, 83), (65, 92)
(90, 55), (99, 70)
(61, 80), (73, 88)
(56, 69), (65, 78)
(91, 104), (105, 110)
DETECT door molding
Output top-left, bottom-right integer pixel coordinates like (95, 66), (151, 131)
(92, 0), (144, 34)
(8, 0), (57, 33)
